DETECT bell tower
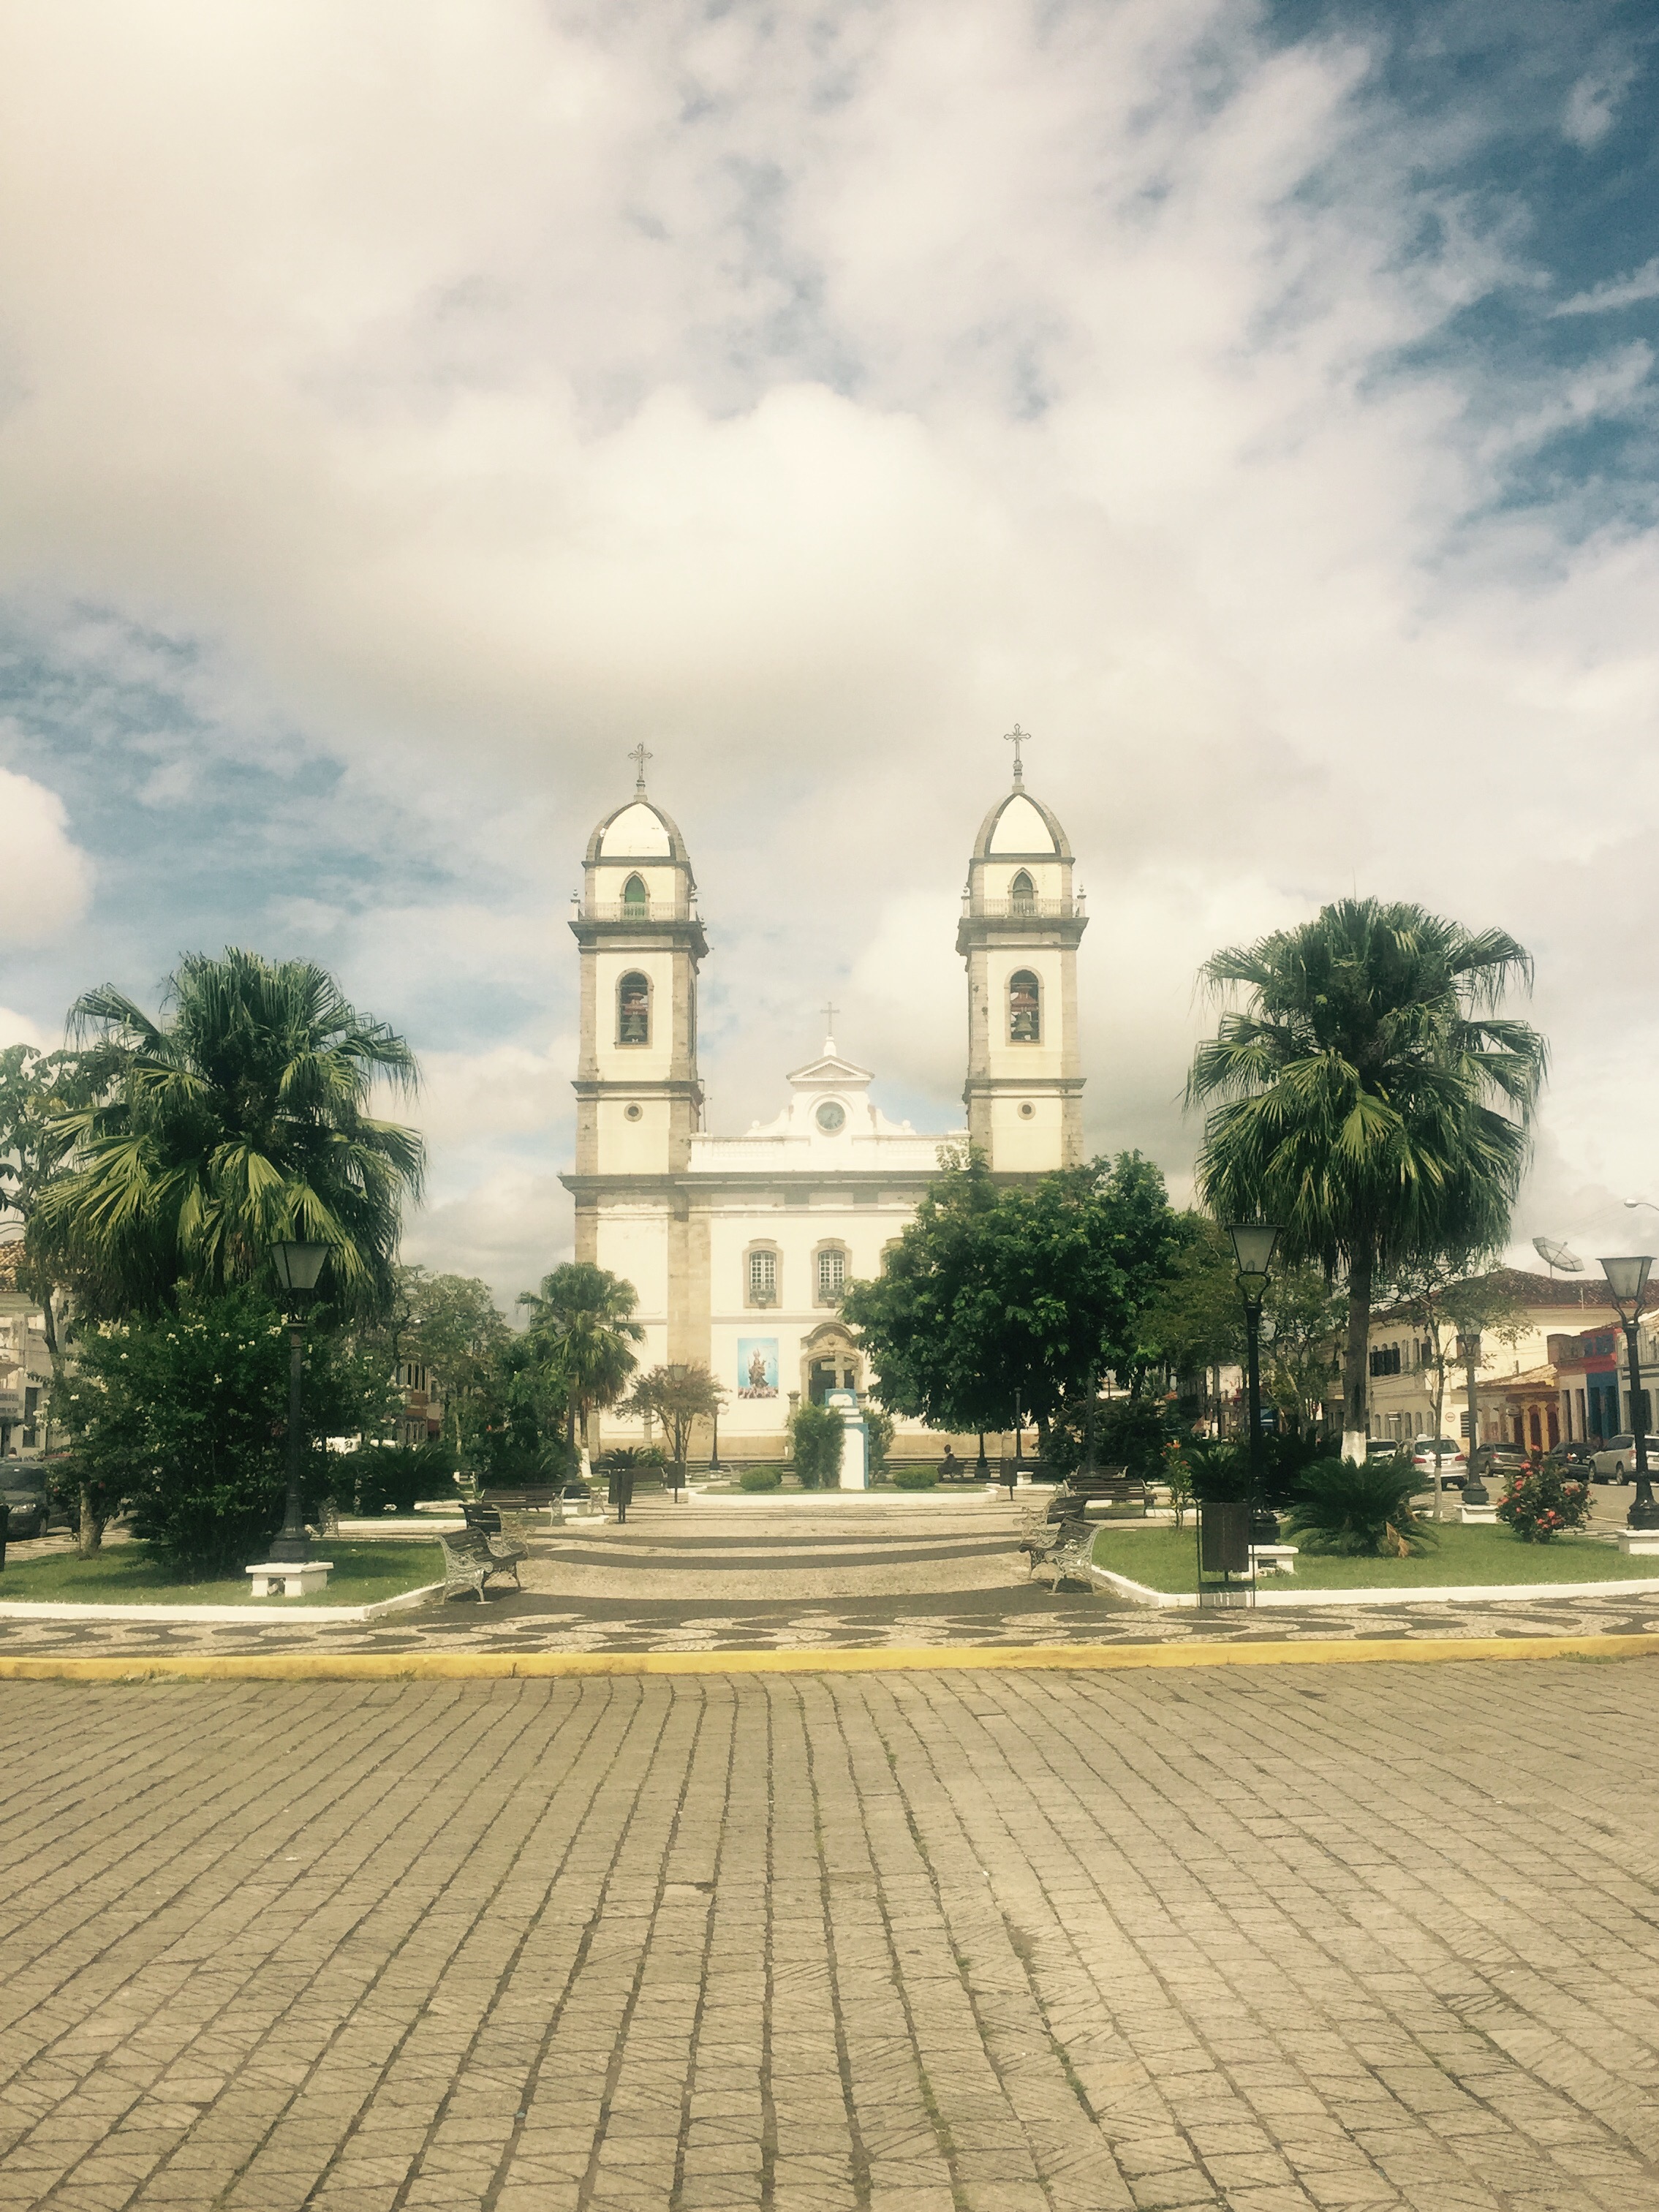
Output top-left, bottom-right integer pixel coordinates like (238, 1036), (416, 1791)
(956, 728), (1087, 1173)
(570, 750), (706, 1182)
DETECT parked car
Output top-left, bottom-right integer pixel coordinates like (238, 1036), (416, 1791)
(1364, 1438), (1407, 1462)
(1589, 1435), (1655, 1483)
(0, 1468), (52, 1540)
(1469, 1442), (1530, 1482)
(1544, 1439), (1596, 1477)
(1410, 1438), (1467, 1488)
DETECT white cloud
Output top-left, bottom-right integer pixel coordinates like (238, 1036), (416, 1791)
(0, 766), (92, 945)
(0, 3), (1655, 1293)
(1554, 257), (1659, 317)
(1563, 61), (1636, 148)
(0, 1003), (53, 1051)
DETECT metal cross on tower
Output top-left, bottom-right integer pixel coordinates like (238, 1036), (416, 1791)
(822, 1000), (839, 1046)
(628, 741), (652, 793)
(1003, 723), (1030, 784)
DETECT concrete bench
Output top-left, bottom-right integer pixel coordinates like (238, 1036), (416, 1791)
(1249, 1544), (1299, 1577)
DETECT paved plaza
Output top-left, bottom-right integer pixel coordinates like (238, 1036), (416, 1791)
(3, 1657), (1658, 2211)
(7, 1495), (1659, 1666)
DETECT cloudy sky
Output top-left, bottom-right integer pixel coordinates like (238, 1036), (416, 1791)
(1, 0), (1657, 1305)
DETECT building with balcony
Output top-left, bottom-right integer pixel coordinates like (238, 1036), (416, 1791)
(1365, 1269), (1630, 1449)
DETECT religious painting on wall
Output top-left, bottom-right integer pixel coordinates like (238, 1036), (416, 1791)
(736, 1339), (779, 1397)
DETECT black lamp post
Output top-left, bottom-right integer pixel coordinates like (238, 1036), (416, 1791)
(268, 1241), (330, 1564)
(1599, 1256), (1658, 1530)
(1228, 1223), (1281, 1535)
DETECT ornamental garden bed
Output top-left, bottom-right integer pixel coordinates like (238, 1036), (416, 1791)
(1089, 1521), (1659, 1596)
(0, 1539), (445, 1609)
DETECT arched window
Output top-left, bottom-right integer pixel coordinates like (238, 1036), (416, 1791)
(1008, 969), (1040, 1043)
(1009, 869), (1035, 913)
(617, 971), (651, 1046)
(622, 872), (649, 915)
(747, 1248), (777, 1306)
(817, 1246), (847, 1303)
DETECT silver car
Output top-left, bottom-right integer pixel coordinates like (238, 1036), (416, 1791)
(1590, 1435), (1651, 1482)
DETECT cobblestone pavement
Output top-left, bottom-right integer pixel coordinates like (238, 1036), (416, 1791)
(4, 1661), (1658, 2210)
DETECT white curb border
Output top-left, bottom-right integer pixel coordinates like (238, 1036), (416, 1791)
(0, 1582), (446, 1626)
(1089, 1563), (1659, 1609)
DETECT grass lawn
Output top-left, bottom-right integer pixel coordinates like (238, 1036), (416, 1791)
(1091, 1520), (1659, 1593)
(0, 1539), (445, 1608)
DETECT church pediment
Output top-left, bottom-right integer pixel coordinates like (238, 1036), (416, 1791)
(785, 1050), (873, 1090)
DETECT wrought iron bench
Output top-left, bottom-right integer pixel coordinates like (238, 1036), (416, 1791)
(437, 1522), (529, 1602)
(1019, 1511), (1098, 1590)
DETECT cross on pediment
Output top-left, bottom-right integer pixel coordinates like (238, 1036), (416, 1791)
(628, 741), (652, 793)
(1003, 723), (1030, 784)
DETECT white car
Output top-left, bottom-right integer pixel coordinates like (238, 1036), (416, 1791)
(1590, 1435), (1652, 1482)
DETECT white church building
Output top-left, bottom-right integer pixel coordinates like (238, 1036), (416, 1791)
(562, 744), (1089, 1459)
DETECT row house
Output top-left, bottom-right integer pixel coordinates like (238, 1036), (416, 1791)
(1366, 1269), (1627, 1448)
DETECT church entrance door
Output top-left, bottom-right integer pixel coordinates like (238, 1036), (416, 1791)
(809, 1359), (842, 1405)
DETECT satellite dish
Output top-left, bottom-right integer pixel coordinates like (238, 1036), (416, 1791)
(1533, 1236), (1583, 1277)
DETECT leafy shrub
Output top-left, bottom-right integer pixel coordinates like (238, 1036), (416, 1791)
(891, 1465), (937, 1490)
(1161, 1442), (1195, 1528)
(788, 1403), (844, 1490)
(863, 1405), (895, 1477)
(1497, 1462), (1592, 1542)
(1283, 1457), (1435, 1558)
(353, 1440), (456, 1516)
(740, 1467), (782, 1492)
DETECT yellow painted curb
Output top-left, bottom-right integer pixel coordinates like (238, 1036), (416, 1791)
(1, 1633), (1658, 1683)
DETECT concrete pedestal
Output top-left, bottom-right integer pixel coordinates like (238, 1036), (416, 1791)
(1459, 1506), (1500, 1525)
(1614, 1526), (1659, 1555)
(825, 1387), (869, 1490)
(246, 1561), (333, 1597)
(1250, 1544), (1299, 1576)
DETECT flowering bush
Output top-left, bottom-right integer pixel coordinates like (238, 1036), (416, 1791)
(1496, 1462), (1592, 1542)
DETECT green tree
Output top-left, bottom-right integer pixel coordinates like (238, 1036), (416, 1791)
(518, 1261), (643, 1459)
(1187, 899), (1546, 1460)
(1, 1040), (127, 1381)
(842, 1149), (1187, 1444)
(624, 1363), (724, 1484)
(36, 950), (424, 1318)
(787, 1400), (844, 1489)
(1261, 1262), (1347, 1437)
(1132, 1214), (1244, 1416)
(56, 1287), (377, 1574)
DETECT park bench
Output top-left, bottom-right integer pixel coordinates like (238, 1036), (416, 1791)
(438, 1522), (530, 1602)
(1062, 1468), (1147, 1517)
(1019, 1509), (1098, 1591)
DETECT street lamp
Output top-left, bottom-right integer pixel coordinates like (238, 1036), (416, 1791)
(268, 1241), (330, 1564)
(1227, 1223), (1281, 1530)
(1598, 1256), (1658, 1530)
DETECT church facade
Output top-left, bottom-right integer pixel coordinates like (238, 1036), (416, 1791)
(562, 751), (1088, 1458)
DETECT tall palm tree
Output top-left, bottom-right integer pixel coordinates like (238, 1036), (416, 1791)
(1185, 899), (1546, 1460)
(518, 1261), (643, 1459)
(36, 948), (424, 1317)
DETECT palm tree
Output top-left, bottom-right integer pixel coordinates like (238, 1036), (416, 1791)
(518, 1261), (643, 1461)
(1185, 899), (1546, 1460)
(36, 948), (424, 1317)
